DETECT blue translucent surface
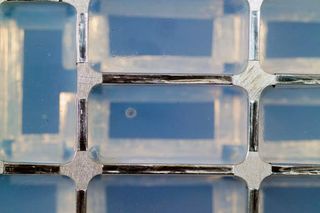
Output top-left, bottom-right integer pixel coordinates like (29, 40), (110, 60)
(266, 22), (320, 58)
(23, 30), (76, 134)
(89, 85), (248, 164)
(89, 0), (249, 74)
(261, 0), (320, 73)
(261, 87), (320, 163)
(262, 176), (320, 213)
(0, 175), (75, 213)
(109, 16), (213, 57)
(264, 105), (320, 141)
(88, 175), (247, 213)
(0, 2), (77, 163)
(109, 102), (214, 139)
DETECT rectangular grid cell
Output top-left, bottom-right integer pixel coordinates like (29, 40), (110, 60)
(260, 87), (320, 164)
(260, 0), (320, 74)
(87, 175), (247, 213)
(88, 0), (249, 74)
(0, 1), (77, 163)
(0, 175), (76, 213)
(261, 176), (320, 213)
(88, 85), (248, 165)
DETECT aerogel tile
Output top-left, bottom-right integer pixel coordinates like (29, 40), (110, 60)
(0, 2), (77, 163)
(89, 0), (249, 74)
(88, 84), (248, 165)
(88, 175), (247, 213)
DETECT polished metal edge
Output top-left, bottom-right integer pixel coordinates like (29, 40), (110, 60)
(102, 73), (233, 85)
(272, 165), (320, 175)
(249, 189), (259, 213)
(103, 164), (233, 175)
(249, 10), (260, 61)
(3, 163), (60, 174)
(78, 13), (88, 63)
(276, 74), (320, 85)
(76, 190), (87, 213)
(78, 99), (88, 151)
(249, 101), (259, 152)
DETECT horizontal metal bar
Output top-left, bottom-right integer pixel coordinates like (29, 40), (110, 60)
(276, 74), (320, 85)
(272, 165), (320, 175)
(102, 73), (233, 85)
(103, 164), (234, 175)
(3, 164), (60, 174)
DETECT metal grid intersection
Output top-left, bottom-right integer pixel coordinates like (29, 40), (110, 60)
(1, 0), (320, 212)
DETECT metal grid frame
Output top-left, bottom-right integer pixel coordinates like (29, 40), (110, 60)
(1, 0), (320, 212)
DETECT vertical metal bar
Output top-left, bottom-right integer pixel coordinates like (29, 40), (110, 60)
(77, 190), (87, 213)
(249, 189), (259, 213)
(78, 99), (88, 151)
(78, 12), (88, 63)
(249, 10), (260, 61)
(249, 100), (259, 152)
